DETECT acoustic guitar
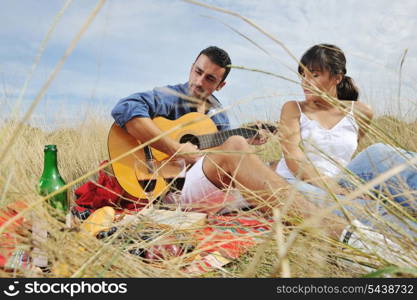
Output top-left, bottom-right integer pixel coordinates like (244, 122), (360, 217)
(107, 112), (276, 199)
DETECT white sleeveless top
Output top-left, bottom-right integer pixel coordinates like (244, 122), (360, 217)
(276, 101), (359, 179)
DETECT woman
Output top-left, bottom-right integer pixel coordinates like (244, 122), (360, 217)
(276, 44), (416, 219)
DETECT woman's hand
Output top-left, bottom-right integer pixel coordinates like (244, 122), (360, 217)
(307, 176), (349, 196)
(247, 129), (269, 145)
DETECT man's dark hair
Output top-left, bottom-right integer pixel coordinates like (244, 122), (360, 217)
(196, 46), (232, 82)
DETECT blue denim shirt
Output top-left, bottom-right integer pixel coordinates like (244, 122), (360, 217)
(111, 82), (230, 131)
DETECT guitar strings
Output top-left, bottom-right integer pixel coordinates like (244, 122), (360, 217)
(198, 128), (256, 149)
(200, 128), (253, 149)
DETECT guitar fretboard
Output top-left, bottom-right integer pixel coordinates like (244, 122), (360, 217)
(197, 127), (257, 150)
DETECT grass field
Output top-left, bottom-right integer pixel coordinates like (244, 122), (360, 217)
(0, 112), (416, 278)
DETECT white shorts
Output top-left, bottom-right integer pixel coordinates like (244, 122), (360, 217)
(164, 157), (249, 214)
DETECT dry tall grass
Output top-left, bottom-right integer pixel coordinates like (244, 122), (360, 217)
(0, 112), (416, 278)
(1, 0), (416, 279)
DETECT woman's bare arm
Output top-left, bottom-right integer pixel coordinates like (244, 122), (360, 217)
(279, 101), (342, 191)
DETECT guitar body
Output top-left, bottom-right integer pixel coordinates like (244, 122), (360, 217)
(107, 112), (218, 199)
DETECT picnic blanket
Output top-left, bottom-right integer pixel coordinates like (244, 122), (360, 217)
(0, 201), (31, 270)
(184, 215), (271, 274)
(75, 206), (272, 275)
(72, 161), (272, 274)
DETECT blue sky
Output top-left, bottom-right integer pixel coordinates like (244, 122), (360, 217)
(1, 0), (417, 129)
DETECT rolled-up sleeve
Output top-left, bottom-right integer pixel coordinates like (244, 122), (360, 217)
(111, 91), (156, 128)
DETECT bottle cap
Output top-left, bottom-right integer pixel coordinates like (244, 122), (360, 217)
(44, 145), (57, 151)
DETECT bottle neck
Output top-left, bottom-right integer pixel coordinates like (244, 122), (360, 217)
(42, 150), (59, 176)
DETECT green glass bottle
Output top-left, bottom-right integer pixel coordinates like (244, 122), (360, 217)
(38, 144), (68, 213)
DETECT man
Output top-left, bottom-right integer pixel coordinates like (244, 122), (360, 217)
(112, 46), (290, 214)
(111, 46), (410, 269)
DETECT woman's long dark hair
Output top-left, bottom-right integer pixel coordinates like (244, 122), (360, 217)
(298, 44), (358, 101)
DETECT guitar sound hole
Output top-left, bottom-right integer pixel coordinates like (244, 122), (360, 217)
(179, 134), (199, 148)
(138, 179), (157, 193)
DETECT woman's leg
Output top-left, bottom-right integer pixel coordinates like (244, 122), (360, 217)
(287, 178), (417, 238)
(339, 143), (417, 211)
(285, 178), (375, 225)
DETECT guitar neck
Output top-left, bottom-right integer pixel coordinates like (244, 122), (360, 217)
(197, 128), (257, 150)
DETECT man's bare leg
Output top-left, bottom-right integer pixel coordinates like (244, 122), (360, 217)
(202, 136), (346, 240)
